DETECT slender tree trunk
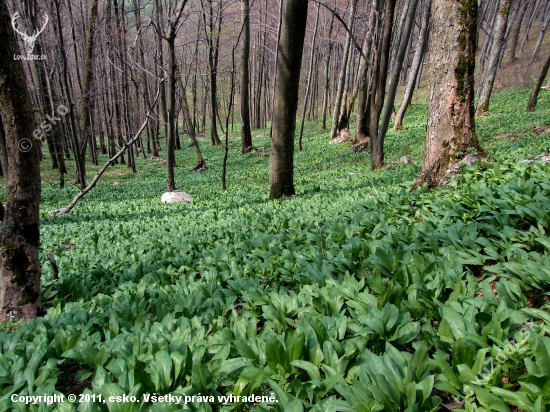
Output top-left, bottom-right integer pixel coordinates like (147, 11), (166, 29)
(507, 0), (529, 63)
(240, 0), (253, 152)
(414, 0), (484, 188)
(166, 35), (177, 191)
(394, 0), (431, 131)
(321, 15), (335, 131)
(478, 0), (499, 71)
(298, 3), (320, 150)
(79, 0), (100, 184)
(330, 0), (357, 140)
(377, 0), (420, 149)
(356, 0), (380, 142)
(520, 0), (543, 52)
(532, 0), (550, 62)
(53, 0), (85, 187)
(476, 0), (512, 115)
(201, 0), (223, 146)
(527, 51), (550, 111)
(155, 0), (168, 145)
(370, 0), (397, 169)
(0, 0), (42, 321)
(269, 0), (308, 199)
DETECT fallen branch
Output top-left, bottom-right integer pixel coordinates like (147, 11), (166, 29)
(49, 88), (160, 216)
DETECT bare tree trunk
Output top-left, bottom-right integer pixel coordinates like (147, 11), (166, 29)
(370, 0), (397, 169)
(240, 0), (253, 152)
(80, 0), (100, 182)
(356, 0), (380, 142)
(476, 0), (512, 115)
(520, 0), (543, 52)
(133, 0), (158, 157)
(0, 0), (42, 321)
(201, 0), (223, 146)
(330, 0), (357, 141)
(377, 0), (420, 148)
(269, 0), (308, 199)
(321, 15), (335, 131)
(163, 4), (189, 192)
(298, 3), (320, 150)
(478, 0), (499, 72)
(414, 0), (484, 188)
(394, 0), (431, 131)
(269, 0), (286, 139)
(53, 0), (85, 187)
(527, 51), (550, 111)
(531, 0), (550, 62)
(155, 0), (168, 144)
(507, 0), (530, 63)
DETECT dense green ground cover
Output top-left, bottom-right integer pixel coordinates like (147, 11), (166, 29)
(1, 90), (550, 411)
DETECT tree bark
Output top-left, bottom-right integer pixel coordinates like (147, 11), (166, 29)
(330, 0), (357, 141)
(507, 0), (529, 63)
(269, 0), (308, 199)
(356, 0), (380, 142)
(240, 0), (253, 152)
(0, 0), (42, 322)
(321, 15), (335, 131)
(298, 3), (321, 150)
(414, 0), (484, 188)
(476, 0), (512, 116)
(377, 0), (420, 147)
(394, 0), (431, 131)
(527, 51), (550, 111)
(201, 0), (223, 146)
(80, 0), (100, 184)
(531, 0), (550, 62)
(369, 0), (397, 169)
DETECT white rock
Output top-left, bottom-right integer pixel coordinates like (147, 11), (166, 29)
(161, 190), (193, 203)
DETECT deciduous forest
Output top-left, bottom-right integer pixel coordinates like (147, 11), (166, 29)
(0, 0), (550, 409)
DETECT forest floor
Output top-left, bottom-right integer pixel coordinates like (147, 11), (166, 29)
(0, 89), (550, 411)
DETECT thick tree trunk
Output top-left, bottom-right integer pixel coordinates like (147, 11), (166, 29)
(476, 0), (512, 116)
(527, 51), (550, 111)
(0, 0), (42, 322)
(269, 0), (308, 199)
(414, 0), (484, 188)
(394, 0), (431, 131)
(240, 0), (253, 152)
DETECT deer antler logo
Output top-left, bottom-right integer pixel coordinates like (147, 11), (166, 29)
(11, 11), (49, 55)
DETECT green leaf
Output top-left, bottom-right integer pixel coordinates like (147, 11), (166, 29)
(488, 387), (532, 410)
(153, 350), (173, 392)
(391, 322), (420, 345)
(290, 360), (321, 381)
(192, 360), (212, 393)
(266, 338), (288, 372)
